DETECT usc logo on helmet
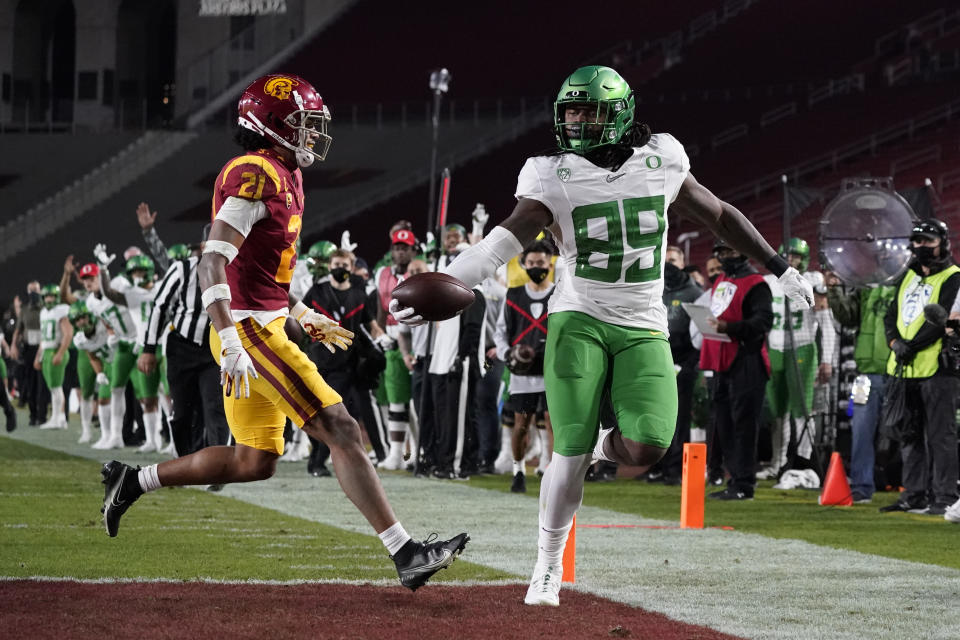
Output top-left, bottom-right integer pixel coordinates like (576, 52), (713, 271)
(264, 76), (299, 100)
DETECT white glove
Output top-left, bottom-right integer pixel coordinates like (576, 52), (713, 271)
(471, 203), (489, 237)
(95, 372), (109, 387)
(93, 243), (115, 268)
(374, 333), (396, 351)
(389, 297), (426, 327)
(106, 333), (120, 349)
(341, 230), (358, 253)
(218, 326), (258, 398)
(778, 267), (814, 309)
(298, 309), (354, 353)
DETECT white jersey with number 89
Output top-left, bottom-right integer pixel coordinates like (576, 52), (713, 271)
(514, 133), (690, 332)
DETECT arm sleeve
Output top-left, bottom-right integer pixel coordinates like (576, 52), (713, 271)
(141, 226), (170, 273)
(143, 261), (183, 353)
(215, 196), (269, 238)
(725, 282), (774, 340)
(493, 298), (511, 361)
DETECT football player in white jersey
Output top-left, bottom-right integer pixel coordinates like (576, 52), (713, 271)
(100, 252), (166, 453)
(392, 65), (815, 606)
(36, 284), (73, 429)
(761, 237), (837, 476)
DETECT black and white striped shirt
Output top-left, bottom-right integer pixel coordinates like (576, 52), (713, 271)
(142, 256), (209, 351)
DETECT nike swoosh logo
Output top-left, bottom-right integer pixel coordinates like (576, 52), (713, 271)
(605, 173), (626, 183)
(405, 550), (452, 575)
(109, 473), (128, 508)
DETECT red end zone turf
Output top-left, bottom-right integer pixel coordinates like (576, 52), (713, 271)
(2, 581), (745, 640)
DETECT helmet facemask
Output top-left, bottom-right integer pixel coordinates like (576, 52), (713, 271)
(555, 97), (632, 153)
(240, 104), (331, 168)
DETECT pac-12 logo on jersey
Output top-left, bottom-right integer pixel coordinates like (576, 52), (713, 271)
(710, 281), (738, 317)
(557, 168), (571, 182)
(264, 76), (299, 99)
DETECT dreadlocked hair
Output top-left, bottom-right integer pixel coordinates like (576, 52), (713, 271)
(233, 125), (271, 151)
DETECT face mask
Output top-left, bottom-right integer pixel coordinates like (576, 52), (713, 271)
(664, 262), (683, 285)
(526, 267), (549, 284)
(720, 256), (746, 276)
(708, 273), (720, 285)
(28, 292), (41, 305)
(330, 267), (351, 283)
(911, 244), (939, 265)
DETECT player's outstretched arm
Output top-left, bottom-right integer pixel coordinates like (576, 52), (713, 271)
(390, 199), (551, 326)
(673, 173), (813, 307)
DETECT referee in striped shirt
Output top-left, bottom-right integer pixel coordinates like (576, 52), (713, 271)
(137, 224), (228, 457)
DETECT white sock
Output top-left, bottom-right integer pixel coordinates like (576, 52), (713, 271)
(536, 522), (572, 568)
(513, 460), (525, 475)
(538, 452), (591, 530)
(51, 388), (65, 422)
(110, 388), (126, 439)
(138, 464), (162, 493)
(80, 398), (93, 434)
(142, 411), (160, 447)
(98, 401), (112, 441)
(500, 426), (512, 457)
(378, 522), (412, 555)
(158, 394), (172, 420)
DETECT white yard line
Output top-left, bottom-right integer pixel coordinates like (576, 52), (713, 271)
(7, 424), (960, 639)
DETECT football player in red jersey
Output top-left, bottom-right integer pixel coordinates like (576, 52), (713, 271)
(101, 74), (468, 591)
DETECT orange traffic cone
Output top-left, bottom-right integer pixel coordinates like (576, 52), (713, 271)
(818, 451), (853, 506)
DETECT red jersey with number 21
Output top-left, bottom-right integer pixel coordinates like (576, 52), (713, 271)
(212, 149), (304, 311)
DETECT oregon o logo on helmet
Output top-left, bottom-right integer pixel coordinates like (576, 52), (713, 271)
(264, 76), (299, 99)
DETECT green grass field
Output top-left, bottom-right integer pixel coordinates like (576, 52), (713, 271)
(0, 438), (509, 582)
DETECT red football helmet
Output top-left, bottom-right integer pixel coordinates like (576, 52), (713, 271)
(237, 73), (332, 167)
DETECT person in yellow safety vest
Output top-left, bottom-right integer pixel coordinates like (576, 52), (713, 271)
(879, 219), (960, 516)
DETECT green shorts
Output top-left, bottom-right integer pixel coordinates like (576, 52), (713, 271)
(41, 348), (71, 389)
(109, 341), (136, 389)
(131, 346), (163, 399)
(0, 354), (6, 380)
(544, 311), (677, 456)
(383, 349), (411, 405)
(766, 343), (817, 418)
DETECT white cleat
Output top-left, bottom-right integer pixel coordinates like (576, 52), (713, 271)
(377, 454), (405, 471)
(492, 453), (513, 475)
(78, 432), (92, 444)
(39, 418), (64, 430)
(137, 441), (157, 453)
(104, 437), (126, 450)
(91, 437), (110, 449)
(945, 498), (960, 523)
(524, 563), (562, 607)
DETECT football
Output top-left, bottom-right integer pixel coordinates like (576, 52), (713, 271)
(392, 272), (477, 321)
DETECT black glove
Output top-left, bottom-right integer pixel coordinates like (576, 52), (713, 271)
(890, 339), (917, 365)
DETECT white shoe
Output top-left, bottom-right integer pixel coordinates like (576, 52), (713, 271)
(104, 436), (126, 450)
(39, 418), (64, 430)
(945, 498), (960, 523)
(279, 447), (301, 462)
(377, 453), (405, 471)
(524, 563), (561, 606)
(137, 441), (157, 453)
(78, 431), (92, 444)
(493, 453), (513, 475)
(91, 436), (110, 449)
(592, 427), (615, 464)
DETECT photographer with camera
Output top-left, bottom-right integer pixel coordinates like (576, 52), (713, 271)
(880, 220), (960, 516)
(494, 241), (555, 493)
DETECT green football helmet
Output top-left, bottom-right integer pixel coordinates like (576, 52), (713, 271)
(125, 254), (155, 284)
(40, 283), (60, 309)
(167, 243), (190, 261)
(68, 300), (94, 329)
(779, 237), (810, 272)
(554, 66), (635, 153)
(306, 240), (337, 277)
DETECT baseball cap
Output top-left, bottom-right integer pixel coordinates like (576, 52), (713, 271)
(78, 263), (100, 278)
(391, 229), (417, 246)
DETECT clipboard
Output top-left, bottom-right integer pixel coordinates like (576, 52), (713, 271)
(682, 302), (731, 343)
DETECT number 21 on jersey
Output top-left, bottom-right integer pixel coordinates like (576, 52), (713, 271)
(571, 195), (666, 284)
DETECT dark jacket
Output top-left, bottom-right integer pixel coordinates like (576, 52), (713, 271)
(662, 264), (703, 361)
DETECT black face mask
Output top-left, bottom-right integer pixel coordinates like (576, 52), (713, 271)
(910, 244), (940, 266)
(525, 267), (550, 284)
(720, 256), (747, 276)
(28, 292), (41, 305)
(329, 267), (351, 283)
(664, 262), (684, 286)
(708, 273), (721, 285)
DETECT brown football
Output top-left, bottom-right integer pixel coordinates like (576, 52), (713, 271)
(392, 272), (477, 321)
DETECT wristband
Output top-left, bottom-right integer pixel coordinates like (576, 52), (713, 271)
(217, 325), (241, 350)
(201, 284), (232, 309)
(765, 254), (790, 277)
(290, 300), (309, 321)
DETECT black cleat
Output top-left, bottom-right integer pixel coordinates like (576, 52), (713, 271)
(392, 532), (469, 591)
(100, 461), (141, 537)
(511, 472), (526, 493)
(4, 406), (16, 432)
